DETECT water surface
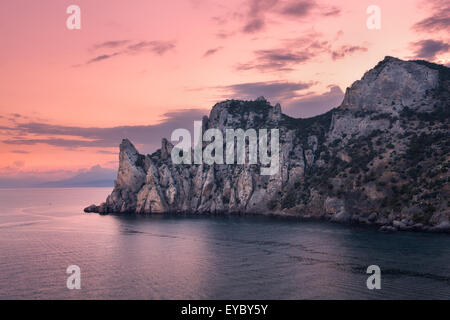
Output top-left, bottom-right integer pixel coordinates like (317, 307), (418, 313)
(0, 188), (449, 299)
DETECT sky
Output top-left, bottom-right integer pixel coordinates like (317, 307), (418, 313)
(0, 0), (448, 185)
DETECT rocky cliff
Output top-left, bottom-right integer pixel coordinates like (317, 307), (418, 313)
(85, 57), (450, 232)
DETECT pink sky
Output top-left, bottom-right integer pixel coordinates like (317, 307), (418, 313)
(0, 0), (448, 182)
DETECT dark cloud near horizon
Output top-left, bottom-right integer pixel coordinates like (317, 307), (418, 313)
(0, 164), (118, 188)
(222, 80), (314, 102)
(410, 39), (449, 60)
(219, 80), (343, 118)
(284, 85), (344, 118)
(2, 109), (208, 154)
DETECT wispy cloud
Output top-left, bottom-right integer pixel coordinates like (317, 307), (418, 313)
(91, 40), (131, 50)
(236, 48), (313, 72)
(127, 41), (176, 55)
(203, 46), (224, 57)
(80, 40), (176, 66)
(331, 45), (368, 60)
(240, 0), (341, 34)
(322, 7), (340, 17)
(413, 0), (450, 33)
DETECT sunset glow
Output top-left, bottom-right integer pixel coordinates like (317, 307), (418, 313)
(0, 0), (448, 184)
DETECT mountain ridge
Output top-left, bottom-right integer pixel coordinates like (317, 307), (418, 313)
(85, 56), (450, 233)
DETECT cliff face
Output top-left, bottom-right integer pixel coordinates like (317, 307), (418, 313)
(85, 57), (450, 232)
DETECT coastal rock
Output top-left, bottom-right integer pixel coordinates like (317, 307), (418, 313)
(84, 204), (99, 213)
(86, 57), (450, 233)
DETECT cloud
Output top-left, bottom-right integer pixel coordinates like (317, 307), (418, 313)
(331, 45), (368, 60)
(11, 150), (29, 154)
(86, 52), (121, 65)
(2, 109), (208, 154)
(203, 47), (223, 57)
(410, 39), (449, 60)
(82, 40), (176, 66)
(322, 7), (340, 16)
(280, 0), (316, 17)
(243, 18), (266, 33)
(216, 80), (342, 118)
(92, 40), (130, 50)
(240, 0), (341, 34)
(216, 31), (235, 39)
(283, 85), (344, 118)
(236, 48), (313, 72)
(242, 0), (278, 33)
(235, 30), (369, 72)
(413, 0), (450, 33)
(38, 165), (117, 188)
(235, 33), (333, 72)
(127, 41), (176, 55)
(221, 80), (314, 102)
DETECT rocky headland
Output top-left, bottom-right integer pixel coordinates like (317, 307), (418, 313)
(85, 57), (450, 233)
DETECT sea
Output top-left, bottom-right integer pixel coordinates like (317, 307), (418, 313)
(0, 188), (449, 299)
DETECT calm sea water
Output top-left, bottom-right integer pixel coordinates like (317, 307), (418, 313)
(0, 188), (449, 300)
